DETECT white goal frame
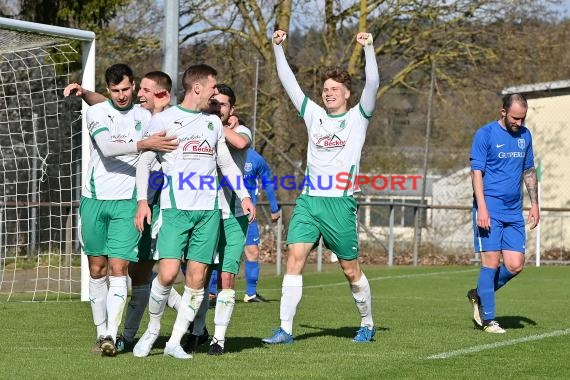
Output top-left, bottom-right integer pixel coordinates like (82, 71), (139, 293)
(0, 17), (95, 301)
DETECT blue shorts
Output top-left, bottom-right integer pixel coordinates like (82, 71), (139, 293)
(245, 219), (260, 246)
(473, 209), (526, 253)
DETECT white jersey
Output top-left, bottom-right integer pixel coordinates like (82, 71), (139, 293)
(218, 124), (252, 218)
(301, 98), (371, 197)
(82, 101), (151, 200)
(148, 105), (225, 210)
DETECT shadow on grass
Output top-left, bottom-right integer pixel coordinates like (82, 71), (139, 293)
(295, 324), (389, 341)
(495, 315), (537, 329)
(126, 323), (390, 356)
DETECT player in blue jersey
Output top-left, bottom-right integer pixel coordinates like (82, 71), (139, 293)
(206, 147), (281, 303)
(242, 148), (281, 302)
(467, 93), (539, 334)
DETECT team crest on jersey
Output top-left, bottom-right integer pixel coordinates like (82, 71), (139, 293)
(315, 134), (346, 150)
(518, 138), (525, 150)
(339, 120), (346, 129)
(244, 162), (253, 172)
(207, 122), (214, 130)
(135, 120), (142, 131)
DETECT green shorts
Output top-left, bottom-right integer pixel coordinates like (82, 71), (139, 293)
(287, 194), (359, 260)
(216, 215), (249, 275)
(156, 208), (220, 264)
(137, 203), (161, 262)
(79, 196), (140, 262)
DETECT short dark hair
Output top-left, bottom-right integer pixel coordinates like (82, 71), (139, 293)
(321, 67), (352, 92)
(143, 71), (172, 92)
(182, 64), (217, 91)
(105, 63), (134, 86)
(215, 83), (236, 107)
(502, 93), (528, 111)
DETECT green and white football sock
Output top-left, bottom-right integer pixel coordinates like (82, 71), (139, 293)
(106, 275), (128, 341)
(147, 277), (171, 333)
(168, 286), (204, 346)
(280, 274), (303, 335)
(191, 290), (210, 335)
(350, 272), (373, 328)
(167, 287), (181, 311)
(89, 275), (108, 337)
(212, 289), (236, 348)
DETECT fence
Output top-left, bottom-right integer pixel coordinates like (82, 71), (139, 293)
(254, 200), (570, 273)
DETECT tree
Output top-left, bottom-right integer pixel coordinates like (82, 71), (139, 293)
(18, 0), (131, 29)
(176, 0), (560, 174)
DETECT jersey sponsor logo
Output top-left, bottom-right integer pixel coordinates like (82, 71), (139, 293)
(518, 138), (525, 150)
(315, 134), (346, 150)
(182, 139), (214, 158)
(112, 133), (129, 143)
(498, 151), (525, 158)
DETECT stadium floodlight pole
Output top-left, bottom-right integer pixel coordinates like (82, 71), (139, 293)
(0, 17), (96, 301)
(162, 0), (179, 104)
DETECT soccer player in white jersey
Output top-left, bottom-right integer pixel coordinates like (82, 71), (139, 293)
(65, 71), (174, 353)
(178, 83), (252, 356)
(262, 30), (380, 344)
(79, 64), (178, 357)
(132, 65), (255, 360)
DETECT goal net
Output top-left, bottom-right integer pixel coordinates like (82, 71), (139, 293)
(0, 18), (94, 301)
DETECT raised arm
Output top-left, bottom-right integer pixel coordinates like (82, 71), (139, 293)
(272, 30), (306, 112)
(63, 83), (107, 106)
(356, 33), (380, 116)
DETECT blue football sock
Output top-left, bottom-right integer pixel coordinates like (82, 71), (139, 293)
(477, 266), (497, 322)
(245, 260), (260, 296)
(494, 264), (516, 291)
(209, 270), (218, 296)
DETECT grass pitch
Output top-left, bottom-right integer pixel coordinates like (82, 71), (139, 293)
(1, 265), (569, 379)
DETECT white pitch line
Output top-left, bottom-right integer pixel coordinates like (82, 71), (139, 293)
(426, 328), (570, 359)
(263, 269), (477, 291)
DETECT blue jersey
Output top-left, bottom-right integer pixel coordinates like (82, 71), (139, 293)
(243, 148), (280, 213)
(470, 120), (534, 215)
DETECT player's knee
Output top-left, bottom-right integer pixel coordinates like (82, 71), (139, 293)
(159, 271), (178, 286)
(108, 262), (128, 276)
(342, 266), (360, 283)
(219, 272), (235, 289)
(506, 263), (524, 275)
(88, 263), (106, 277)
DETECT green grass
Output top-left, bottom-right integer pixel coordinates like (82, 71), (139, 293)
(1, 265), (570, 379)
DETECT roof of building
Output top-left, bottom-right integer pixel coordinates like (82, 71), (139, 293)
(502, 80), (570, 98)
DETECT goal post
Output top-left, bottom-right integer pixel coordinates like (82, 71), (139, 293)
(0, 17), (95, 301)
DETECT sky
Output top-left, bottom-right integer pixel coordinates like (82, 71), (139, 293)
(552, 0), (570, 17)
